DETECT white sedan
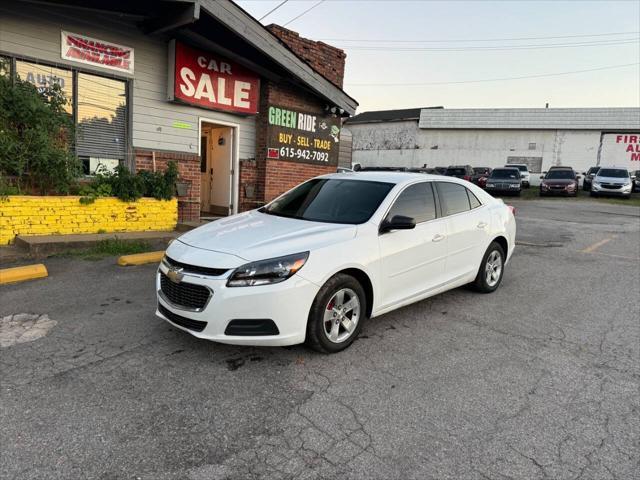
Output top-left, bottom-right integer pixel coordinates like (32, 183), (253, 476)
(156, 172), (516, 353)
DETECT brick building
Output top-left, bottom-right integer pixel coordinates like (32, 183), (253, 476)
(0, 0), (357, 221)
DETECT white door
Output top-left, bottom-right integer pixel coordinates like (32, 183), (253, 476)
(200, 132), (211, 213)
(209, 127), (232, 214)
(435, 182), (491, 282)
(378, 182), (448, 308)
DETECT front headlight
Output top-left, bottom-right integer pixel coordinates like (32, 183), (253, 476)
(592, 182), (600, 188)
(509, 184), (519, 188)
(227, 252), (309, 287)
(486, 183), (495, 188)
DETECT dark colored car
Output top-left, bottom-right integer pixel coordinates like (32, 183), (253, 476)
(407, 167), (436, 174)
(632, 170), (640, 192)
(471, 167), (492, 188)
(356, 166), (408, 172)
(444, 165), (474, 181)
(433, 167), (447, 175)
(540, 169), (579, 197)
(581, 166), (600, 191)
(485, 167), (522, 196)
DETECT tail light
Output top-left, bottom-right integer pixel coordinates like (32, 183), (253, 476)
(507, 205), (516, 216)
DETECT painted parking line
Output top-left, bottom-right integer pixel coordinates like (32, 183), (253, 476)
(580, 236), (616, 254)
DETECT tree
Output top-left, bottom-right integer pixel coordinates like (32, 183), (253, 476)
(0, 74), (81, 194)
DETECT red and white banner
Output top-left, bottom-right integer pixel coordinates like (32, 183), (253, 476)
(169, 41), (260, 115)
(61, 31), (134, 74)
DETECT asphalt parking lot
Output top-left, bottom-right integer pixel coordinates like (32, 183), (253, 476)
(1, 199), (639, 480)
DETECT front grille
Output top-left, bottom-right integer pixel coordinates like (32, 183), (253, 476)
(160, 272), (211, 310)
(158, 304), (207, 332)
(601, 183), (622, 189)
(165, 256), (228, 277)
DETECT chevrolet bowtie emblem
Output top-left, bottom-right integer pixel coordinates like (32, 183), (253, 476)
(166, 266), (184, 284)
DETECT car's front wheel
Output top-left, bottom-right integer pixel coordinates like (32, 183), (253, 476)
(471, 242), (505, 293)
(306, 273), (366, 353)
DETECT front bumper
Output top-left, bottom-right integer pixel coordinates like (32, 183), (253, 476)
(540, 185), (576, 196)
(156, 262), (320, 346)
(591, 184), (632, 196)
(485, 185), (521, 194)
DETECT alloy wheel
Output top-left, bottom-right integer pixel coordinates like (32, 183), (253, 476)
(323, 288), (361, 343)
(485, 250), (503, 287)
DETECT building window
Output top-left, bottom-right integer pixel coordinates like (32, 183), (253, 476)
(15, 60), (74, 114)
(0, 56), (11, 77)
(10, 57), (128, 174)
(77, 73), (127, 174)
(528, 142), (536, 150)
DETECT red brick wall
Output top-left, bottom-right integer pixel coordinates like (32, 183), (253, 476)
(267, 24), (346, 88)
(135, 150), (200, 222)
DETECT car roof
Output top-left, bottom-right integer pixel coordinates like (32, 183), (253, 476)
(320, 171), (462, 185)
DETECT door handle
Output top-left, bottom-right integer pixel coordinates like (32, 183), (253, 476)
(432, 234), (446, 242)
(477, 222), (488, 229)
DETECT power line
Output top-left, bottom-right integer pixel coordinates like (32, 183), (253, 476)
(320, 31), (640, 43)
(346, 63), (640, 87)
(340, 39), (639, 52)
(258, 0), (289, 21)
(282, 0), (326, 27)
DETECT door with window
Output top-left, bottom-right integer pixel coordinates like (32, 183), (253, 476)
(435, 182), (491, 282)
(378, 182), (448, 308)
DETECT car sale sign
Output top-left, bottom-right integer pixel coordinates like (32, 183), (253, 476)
(600, 133), (640, 166)
(169, 41), (259, 115)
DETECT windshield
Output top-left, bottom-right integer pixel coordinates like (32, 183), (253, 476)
(446, 168), (466, 175)
(598, 169), (628, 178)
(546, 170), (575, 179)
(588, 167), (600, 175)
(260, 179), (394, 224)
(473, 168), (489, 174)
(491, 169), (520, 179)
(508, 165), (527, 172)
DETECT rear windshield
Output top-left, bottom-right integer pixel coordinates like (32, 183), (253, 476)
(473, 168), (490, 174)
(546, 170), (575, 179)
(491, 169), (520, 179)
(598, 169), (628, 178)
(260, 179), (394, 224)
(446, 168), (466, 175)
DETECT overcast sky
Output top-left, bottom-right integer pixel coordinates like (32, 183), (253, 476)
(236, 0), (640, 113)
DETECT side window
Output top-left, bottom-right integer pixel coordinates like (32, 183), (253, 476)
(468, 189), (482, 209)
(386, 182), (436, 223)
(437, 182), (471, 216)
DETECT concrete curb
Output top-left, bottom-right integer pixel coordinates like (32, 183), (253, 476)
(0, 264), (48, 285)
(118, 251), (165, 266)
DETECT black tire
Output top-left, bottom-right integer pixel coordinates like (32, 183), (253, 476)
(590, 191), (597, 198)
(305, 273), (367, 353)
(471, 241), (506, 293)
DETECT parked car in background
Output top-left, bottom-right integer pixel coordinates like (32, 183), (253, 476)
(505, 164), (530, 188)
(445, 165), (474, 181)
(434, 167), (448, 175)
(358, 166), (408, 172)
(407, 167), (436, 174)
(540, 169), (579, 197)
(485, 167), (522, 196)
(156, 173), (516, 353)
(590, 167), (633, 199)
(632, 170), (640, 192)
(581, 166), (600, 191)
(471, 167), (492, 188)
(337, 166), (353, 173)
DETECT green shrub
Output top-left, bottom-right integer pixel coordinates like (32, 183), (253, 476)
(0, 75), (81, 194)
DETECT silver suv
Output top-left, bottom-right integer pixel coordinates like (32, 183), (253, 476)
(505, 164), (530, 188)
(590, 167), (633, 199)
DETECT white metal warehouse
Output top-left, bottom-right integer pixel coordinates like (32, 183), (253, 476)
(345, 107), (640, 179)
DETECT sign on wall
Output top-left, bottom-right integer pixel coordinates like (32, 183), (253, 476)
(600, 133), (640, 164)
(168, 41), (260, 115)
(61, 31), (134, 74)
(266, 105), (341, 165)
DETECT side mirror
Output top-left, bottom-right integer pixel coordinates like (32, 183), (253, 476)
(540, 175), (545, 179)
(380, 215), (416, 233)
(582, 172), (586, 175)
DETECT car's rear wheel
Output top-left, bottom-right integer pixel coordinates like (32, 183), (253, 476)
(306, 274), (366, 353)
(471, 242), (505, 293)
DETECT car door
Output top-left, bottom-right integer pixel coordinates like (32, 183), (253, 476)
(435, 182), (491, 283)
(378, 181), (448, 308)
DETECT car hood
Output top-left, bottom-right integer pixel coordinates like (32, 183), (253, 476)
(177, 210), (357, 261)
(543, 179), (574, 185)
(595, 176), (629, 184)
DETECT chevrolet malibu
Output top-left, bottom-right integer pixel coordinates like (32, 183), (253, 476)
(157, 173), (516, 353)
